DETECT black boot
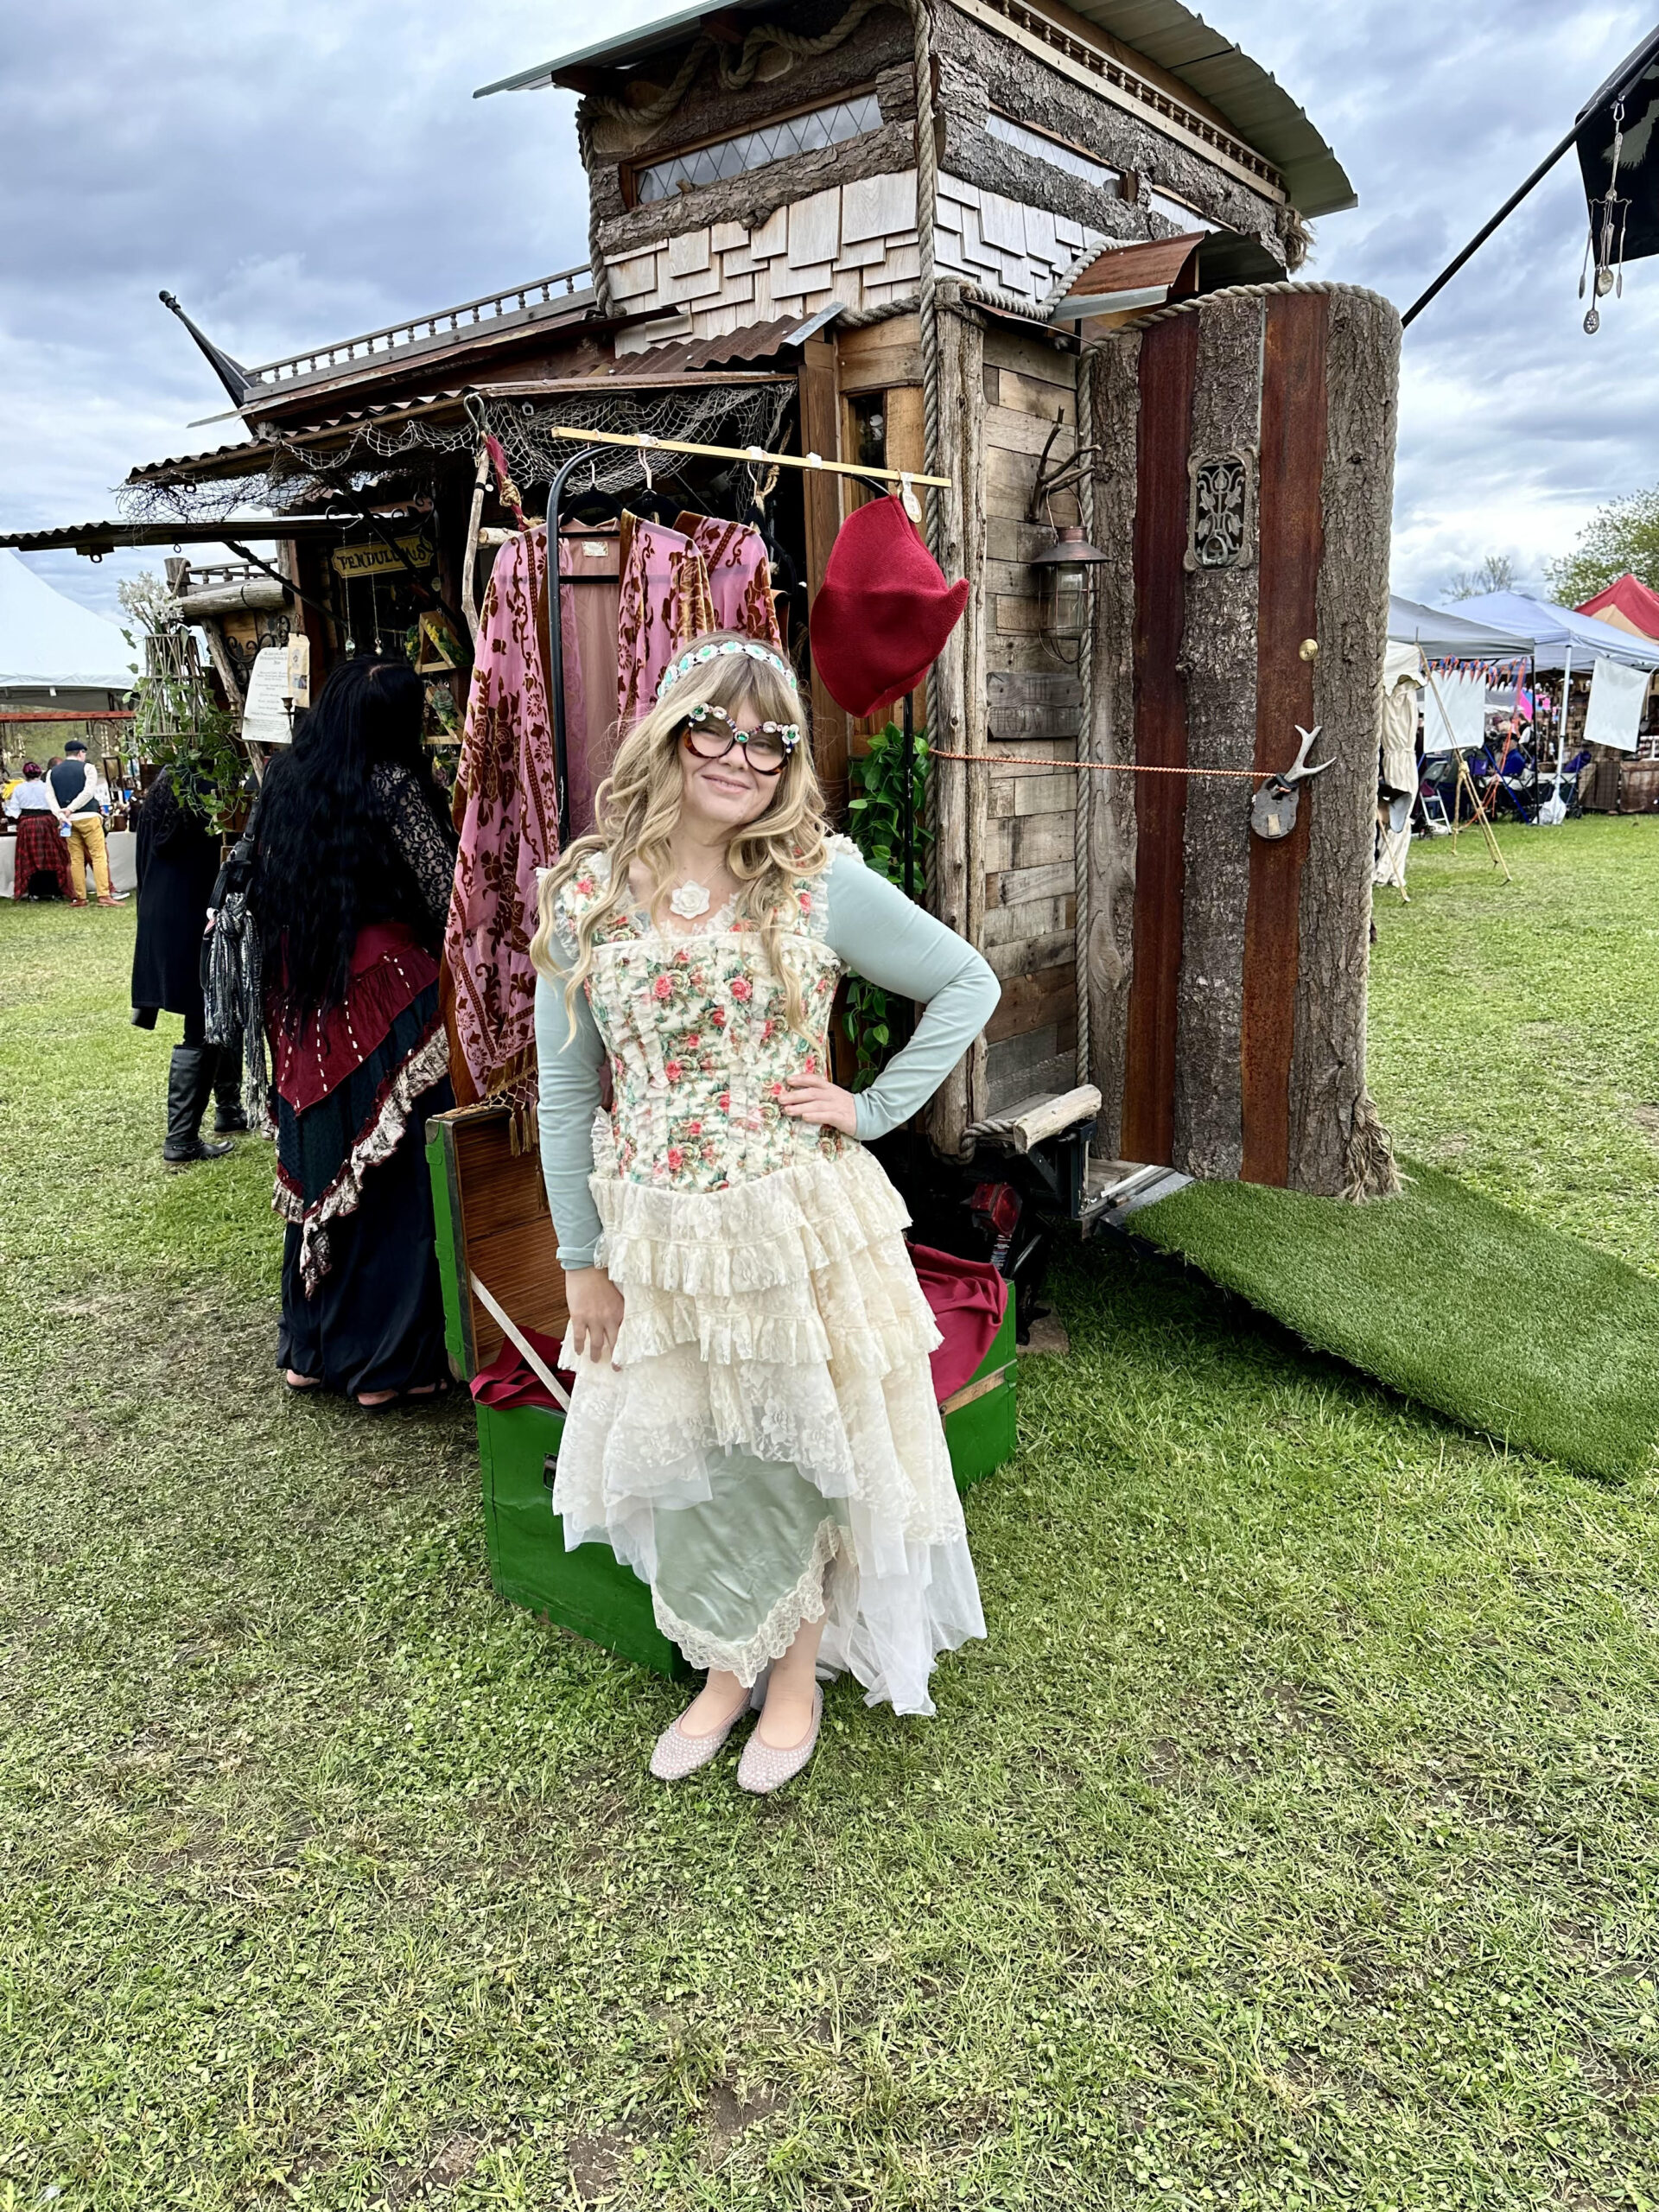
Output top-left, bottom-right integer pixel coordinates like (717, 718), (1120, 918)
(163, 1045), (234, 1166)
(213, 1043), (250, 1135)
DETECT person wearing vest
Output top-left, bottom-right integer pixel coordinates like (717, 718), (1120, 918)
(49, 741), (126, 908)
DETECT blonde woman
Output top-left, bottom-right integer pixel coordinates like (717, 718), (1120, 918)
(531, 632), (999, 1792)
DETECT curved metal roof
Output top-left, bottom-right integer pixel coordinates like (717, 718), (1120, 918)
(475, 0), (1353, 217)
(1071, 2), (1352, 214)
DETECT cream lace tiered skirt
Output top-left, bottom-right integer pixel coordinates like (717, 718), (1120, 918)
(554, 1141), (984, 1714)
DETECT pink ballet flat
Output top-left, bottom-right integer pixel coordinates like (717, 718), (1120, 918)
(736, 1685), (823, 1796)
(648, 1693), (751, 1781)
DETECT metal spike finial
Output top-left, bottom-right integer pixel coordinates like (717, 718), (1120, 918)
(157, 290), (256, 408)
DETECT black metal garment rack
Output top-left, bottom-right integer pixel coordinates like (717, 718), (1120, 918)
(543, 442), (607, 853)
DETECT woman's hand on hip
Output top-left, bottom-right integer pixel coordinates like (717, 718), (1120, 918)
(780, 1073), (859, 1136)
(565, 1267), (625, 1368)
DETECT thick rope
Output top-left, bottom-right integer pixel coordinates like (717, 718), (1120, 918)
(1126, 276), (1400, 330)
(931, 749), (1278, 780)
(908, 0), (944, 911)
(1072, 345), (1096, 1088)
(910, 0), (941, 541)
(836, 292), (920, 329)
(578, 111), (616, 320)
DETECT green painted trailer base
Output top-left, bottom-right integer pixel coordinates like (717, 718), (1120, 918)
(475, 1399), (689, 1676)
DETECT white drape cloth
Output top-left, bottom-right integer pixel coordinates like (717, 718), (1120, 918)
(1422, 668), (1485, 754)
(1583, 656), (1648, 754)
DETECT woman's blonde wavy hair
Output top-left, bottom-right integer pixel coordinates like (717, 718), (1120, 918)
(530, 631), (830, 1035)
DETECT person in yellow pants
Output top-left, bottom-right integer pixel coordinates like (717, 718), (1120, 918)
(49, 741), (126, 907)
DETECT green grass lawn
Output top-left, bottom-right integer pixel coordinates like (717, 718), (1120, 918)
(5, 822), (1659, 2209)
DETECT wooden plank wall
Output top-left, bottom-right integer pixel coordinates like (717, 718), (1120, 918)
(826, 311), (1124, 1134)
(928, 293), (988, 1146)
(1118, 313), (1198, 1164)
(978, 321), (1084, 1116)
(1172, 293), (1268, 1179)
(1240, 296), (1327, 1185)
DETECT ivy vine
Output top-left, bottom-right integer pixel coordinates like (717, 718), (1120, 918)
(843, 719), (930, 1089)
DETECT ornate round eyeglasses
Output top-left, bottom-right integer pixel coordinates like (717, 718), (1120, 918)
(680, 701), (802, 776)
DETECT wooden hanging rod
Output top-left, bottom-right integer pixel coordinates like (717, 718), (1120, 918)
(522, 421), (951, 490)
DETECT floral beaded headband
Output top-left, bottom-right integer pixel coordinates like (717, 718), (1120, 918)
(654, 637), (800, 705)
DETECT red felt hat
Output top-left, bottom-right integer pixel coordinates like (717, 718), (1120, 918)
(809, 495), (969, 719)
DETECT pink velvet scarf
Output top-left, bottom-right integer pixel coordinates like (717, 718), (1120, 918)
(679, 515), (784, 652)
(615, 514), (716, 733)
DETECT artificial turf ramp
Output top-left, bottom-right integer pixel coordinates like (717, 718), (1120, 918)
(1133, 1158), (1659, 1481)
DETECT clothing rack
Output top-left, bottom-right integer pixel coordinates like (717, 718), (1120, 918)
(526, 421), (950, 493)
(534, 429), (941, 880)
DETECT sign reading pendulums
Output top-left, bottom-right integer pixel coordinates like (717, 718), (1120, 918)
(1581, 94), (1631, 334)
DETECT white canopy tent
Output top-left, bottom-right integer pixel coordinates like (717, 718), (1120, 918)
(1448, 589), (1659, 675)
(1382, 594), (1535, 874)
(1375, 601), (1532, 889)
(1388, 594), (1534, 660)
(0, 550), (137, 900)
(1451, 589), (1659, 804)
(0, 549), (131, 693)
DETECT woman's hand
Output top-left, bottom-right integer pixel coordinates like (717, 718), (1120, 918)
(564, 1267), (625, 1368)
(780, 1073), (859, 1135)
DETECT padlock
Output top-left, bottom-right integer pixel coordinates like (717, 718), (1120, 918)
(1249, 780), (1299, 842)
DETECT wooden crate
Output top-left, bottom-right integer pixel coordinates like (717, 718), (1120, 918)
(428, 1101), (566, 1377)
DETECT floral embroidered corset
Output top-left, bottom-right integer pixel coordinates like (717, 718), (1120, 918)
(555, 856), (845, 1192)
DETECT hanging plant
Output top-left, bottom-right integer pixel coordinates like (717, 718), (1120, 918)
(843, 720), (930, 1089)
(119, 573), (247, 835)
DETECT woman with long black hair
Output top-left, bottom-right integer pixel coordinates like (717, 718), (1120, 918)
(251, 656), (457, 1408)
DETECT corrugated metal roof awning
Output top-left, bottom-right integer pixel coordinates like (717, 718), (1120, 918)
(120, 343), (806, 493)
(0, 516), (391, 556)
(1048, 226), (1283, 320)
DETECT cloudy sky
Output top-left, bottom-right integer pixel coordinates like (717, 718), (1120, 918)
(2, 0), (1653, 619)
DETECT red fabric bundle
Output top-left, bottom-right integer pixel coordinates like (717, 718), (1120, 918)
(907, 1242), (1008, 1402)
(808, 496), (969, 719)
(471, 1321), (575, 1409)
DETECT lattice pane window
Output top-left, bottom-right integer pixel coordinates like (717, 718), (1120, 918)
(637, 93), (883, 205)
(985, 111), (1123, 192)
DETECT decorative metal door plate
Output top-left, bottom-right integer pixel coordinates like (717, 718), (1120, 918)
(1185, 447), (1256, 572)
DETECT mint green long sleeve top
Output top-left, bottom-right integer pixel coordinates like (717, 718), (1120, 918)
(535, 849), (1001, 1270)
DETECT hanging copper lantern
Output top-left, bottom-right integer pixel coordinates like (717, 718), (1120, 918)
(1029, 523), (1109, 664)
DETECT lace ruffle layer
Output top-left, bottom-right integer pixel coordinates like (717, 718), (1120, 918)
(591, 1144), (941, 1371)
(552, 1147), (984, 1713)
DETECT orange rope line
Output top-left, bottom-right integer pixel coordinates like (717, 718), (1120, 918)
(929, 747), (1274, 781)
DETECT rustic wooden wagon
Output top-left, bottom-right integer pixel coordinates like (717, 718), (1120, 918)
(7, 0), (1402, 1274)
